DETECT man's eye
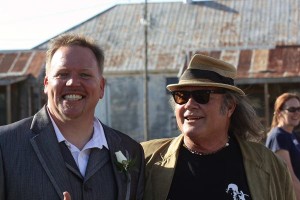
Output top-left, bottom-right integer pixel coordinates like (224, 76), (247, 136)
(81, 73), (91, 78)
(55, 73), (68, 78)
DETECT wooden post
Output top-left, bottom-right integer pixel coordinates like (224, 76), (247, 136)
(264, 83), (270, 130)
(143, 0), (149, 141)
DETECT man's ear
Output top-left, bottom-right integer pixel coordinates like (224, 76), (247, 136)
(227, 100), (236, 118)
(99, 77), (106, 99)
(43, 76), (48, 94)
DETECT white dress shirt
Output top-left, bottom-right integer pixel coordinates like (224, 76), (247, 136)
(48, 112), (109, 176)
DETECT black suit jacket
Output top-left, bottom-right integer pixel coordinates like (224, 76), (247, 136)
(0, 106), (145, 200)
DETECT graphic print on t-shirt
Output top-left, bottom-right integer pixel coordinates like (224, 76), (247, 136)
(226, 183), (250, 200)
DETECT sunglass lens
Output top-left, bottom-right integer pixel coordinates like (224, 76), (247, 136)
(172, 91), (211, 105)
(286, 107), (300, 113)
(172, 91), (189, 105)
(192, 91), (210, 104)
(288, 108), (297, 112)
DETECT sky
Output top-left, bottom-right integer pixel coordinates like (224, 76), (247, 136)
(0, 0), (117, 50)
(0, 0), (182, 51)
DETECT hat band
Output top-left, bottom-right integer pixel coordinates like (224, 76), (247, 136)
(180, 69), (234, 86)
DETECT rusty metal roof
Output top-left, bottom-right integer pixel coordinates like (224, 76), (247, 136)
(189, 45), (300, 84)
(0, 46), (298, 85)
(35, 0), (300, 76)
(1, 0), (298, 83)
(0, 51), (45, 85)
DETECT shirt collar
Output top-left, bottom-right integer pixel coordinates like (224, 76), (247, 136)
(47, 109), (109, 150)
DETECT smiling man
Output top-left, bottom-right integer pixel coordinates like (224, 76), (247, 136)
(141, 54), (296, 200)
(0, 33), (145, 200)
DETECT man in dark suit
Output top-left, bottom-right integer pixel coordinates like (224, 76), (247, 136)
(0, 33), (145, 200)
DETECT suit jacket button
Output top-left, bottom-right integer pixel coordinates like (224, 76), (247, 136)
(83, 184), (91, 191)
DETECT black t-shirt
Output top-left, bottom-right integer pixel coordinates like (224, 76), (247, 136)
(266, 127), (300, 179)
(167, 136), (252, 200)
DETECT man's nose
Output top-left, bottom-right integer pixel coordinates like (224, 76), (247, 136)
(66, 75), (80, 86)
(184, 96), (198, 108)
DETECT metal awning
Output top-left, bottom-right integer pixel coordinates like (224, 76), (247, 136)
(0, 75), (28, 86)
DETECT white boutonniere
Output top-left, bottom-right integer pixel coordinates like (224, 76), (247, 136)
(115, 150), (135, 200)
(115, 150), (135, 174)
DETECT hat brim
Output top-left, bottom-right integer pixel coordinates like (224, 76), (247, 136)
(166, 82), (245, 95)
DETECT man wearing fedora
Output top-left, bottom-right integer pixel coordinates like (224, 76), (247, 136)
(141, 54), (295, 199)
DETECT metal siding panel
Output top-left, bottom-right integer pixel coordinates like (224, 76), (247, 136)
(251, 49), (269, 73)
(268, 48), (284, 72)
(0, 54), (17, 73)
(221, 50), (239, 68)
(156, 53), (175, 69)
(29, 1), (300, 74)
(0, 54), (4, 65)
(209, 51), (222, 59)
(27, 51), (46, 78)
(11, 52), (31, 73)
(289, 0), (299, 44)
(238, 50), (252, 74)
(282, 47), (300, 74)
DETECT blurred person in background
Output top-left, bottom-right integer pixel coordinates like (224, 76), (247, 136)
(266, 92), (300, 199)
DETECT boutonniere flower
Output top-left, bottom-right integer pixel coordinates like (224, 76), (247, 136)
(115, 150), (135, 174)
(115, 150), (135, 200)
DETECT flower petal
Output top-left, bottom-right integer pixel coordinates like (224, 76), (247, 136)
(115, 151), (127, 163)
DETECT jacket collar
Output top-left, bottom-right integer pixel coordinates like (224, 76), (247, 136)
(160, 134), (265, 168)
(161, 134), (183, 161)
(235, 136), (270, 199)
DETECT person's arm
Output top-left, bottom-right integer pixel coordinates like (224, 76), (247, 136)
(63, 191), (71, 200)
(276, 149), (300, 200)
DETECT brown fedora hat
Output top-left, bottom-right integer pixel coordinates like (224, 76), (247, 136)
(167, 54), (245, 95)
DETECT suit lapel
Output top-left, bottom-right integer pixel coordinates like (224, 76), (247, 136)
(84, 148), (110, 181)
(237, 137), (270, 199)
(102, 123), (128, 200)
(59, 142), (82, 179)
(150, 135), (182, 200)
(30, 107), (72, 199)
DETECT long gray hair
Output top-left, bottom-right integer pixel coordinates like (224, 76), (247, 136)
(222, 91), (264, 142)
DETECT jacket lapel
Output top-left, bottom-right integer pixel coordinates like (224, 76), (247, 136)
(102, 124), (128, 200)
(237, 137), (270, 199)
(59, 142), (82, 179)
(30, 107), (72, 199)
(150, 135), (183, 200)
(84, 147), (110, 181)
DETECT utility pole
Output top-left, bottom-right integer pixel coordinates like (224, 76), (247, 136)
(143, 0), (149, 141)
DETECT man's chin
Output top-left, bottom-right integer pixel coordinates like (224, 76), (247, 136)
(60, 110), (84, 120)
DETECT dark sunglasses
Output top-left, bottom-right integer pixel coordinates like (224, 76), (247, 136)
(284, 107), (300, 113)
(171, 89), (226, 105)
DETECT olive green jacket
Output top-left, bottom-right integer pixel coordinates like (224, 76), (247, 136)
(141, 134), (296, 200)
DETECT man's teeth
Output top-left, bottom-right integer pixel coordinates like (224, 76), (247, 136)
(64, 94), (82, 100)
(185, 117), (201, 120)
